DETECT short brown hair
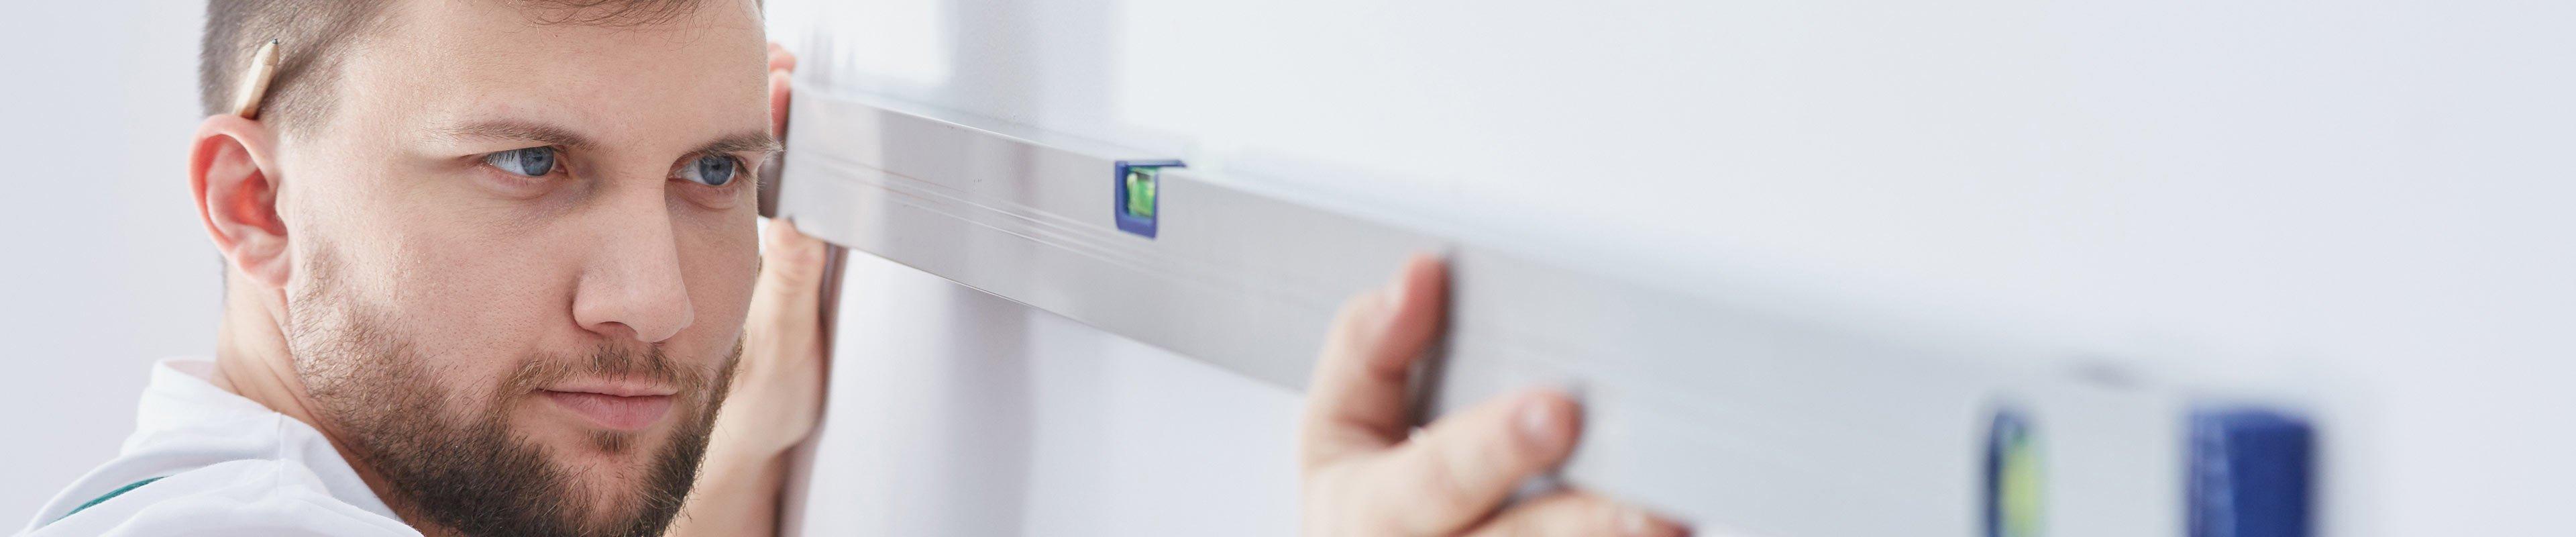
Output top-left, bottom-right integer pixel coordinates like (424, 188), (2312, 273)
(199, 0), (714, 131)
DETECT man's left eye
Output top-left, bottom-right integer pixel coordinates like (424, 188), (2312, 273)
(678, 154), (741, 187)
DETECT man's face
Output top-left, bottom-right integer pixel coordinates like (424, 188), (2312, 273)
(267, 1), (772, 535)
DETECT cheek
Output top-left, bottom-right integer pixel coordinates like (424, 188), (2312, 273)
(372, 219), (585, 377)
(424, 355), (539, 418)
(678, 213), (762, 342)
(384, 264), (564, 405)
(315, 160), (580, 344)
(284, 252), (532, 427)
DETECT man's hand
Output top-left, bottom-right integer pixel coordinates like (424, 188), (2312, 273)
(1301, 255), (1686, 536)
(671, 43), (830, 537)
(708, 216), (831, 458)
(711, 42), (827, 454)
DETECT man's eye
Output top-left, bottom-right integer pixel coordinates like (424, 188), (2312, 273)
(482, 147), (559, 177)
(678, 154), (741, 187)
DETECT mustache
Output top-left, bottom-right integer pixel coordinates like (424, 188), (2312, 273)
(503, 344), (712, 397)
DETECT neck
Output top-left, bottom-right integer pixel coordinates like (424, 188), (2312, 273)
(209, 277), (325, 430)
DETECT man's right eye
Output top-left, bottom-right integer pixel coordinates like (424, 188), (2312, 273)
(482, 147), (559, 177)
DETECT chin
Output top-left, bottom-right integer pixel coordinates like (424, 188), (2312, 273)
(542, 439), (682, 522)
(535, 423), (671, 469)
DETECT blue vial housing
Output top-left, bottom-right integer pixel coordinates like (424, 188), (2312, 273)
(1114, 160), (1183, 238)
(2188, 408), (2314, 537)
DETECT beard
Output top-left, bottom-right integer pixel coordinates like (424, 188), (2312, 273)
(282, 249), (739, 537)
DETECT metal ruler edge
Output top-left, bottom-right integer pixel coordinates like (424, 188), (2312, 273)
(768, 81), (2194, 536)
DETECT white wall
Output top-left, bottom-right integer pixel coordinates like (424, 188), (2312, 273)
(768, 0), (2576, 534)
(11, 0), (2575, 534)
(0, 0), (222, 522)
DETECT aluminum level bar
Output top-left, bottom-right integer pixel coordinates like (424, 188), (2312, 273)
(767, 83), (2195, 537)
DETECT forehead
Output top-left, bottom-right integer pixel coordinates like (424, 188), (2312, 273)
(343, 0), (769, 147)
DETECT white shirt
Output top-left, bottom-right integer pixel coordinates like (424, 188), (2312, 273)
(15, 358), (419, 536)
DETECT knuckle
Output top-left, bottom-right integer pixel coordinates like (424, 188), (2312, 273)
(1478, 418), (1535, 469)
(1320, 293), (1383, 356)
(762, 249), (824, 285)
(1407, 444), (1487, 522)
(1591, 501), (1630, 536)
(1332, 292), (1381, 332)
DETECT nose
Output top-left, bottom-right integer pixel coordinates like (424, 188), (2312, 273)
(571, 187), (696, 344)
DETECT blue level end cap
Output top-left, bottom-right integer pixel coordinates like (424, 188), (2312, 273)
(2188, 408), (2314, 537)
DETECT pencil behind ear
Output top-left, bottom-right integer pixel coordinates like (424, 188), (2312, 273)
(233, 40), (281, 119)
(190, 114), (291, 290)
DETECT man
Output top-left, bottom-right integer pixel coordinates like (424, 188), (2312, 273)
(19, 1), (1685, 536)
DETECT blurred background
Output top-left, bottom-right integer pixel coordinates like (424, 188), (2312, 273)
(0, 0), (220, 521)
(7, 0), (2576, 534)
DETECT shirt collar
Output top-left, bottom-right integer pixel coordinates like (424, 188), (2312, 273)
(131, 357), (405, 522)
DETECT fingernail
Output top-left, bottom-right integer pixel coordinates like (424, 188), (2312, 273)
(1516, 397), (1568, 454)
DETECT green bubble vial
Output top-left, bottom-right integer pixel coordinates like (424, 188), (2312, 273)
(1124, 168), (1157, 218)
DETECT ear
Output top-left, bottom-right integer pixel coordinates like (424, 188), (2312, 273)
(190, 114), (292, 289)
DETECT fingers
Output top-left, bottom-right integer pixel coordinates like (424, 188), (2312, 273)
(768, 70), (793, 139)
(766, 42), (796, 138)
(751, 220), (828, 352)
(1292, 254), (1677, 537)
(716, 219), (835, 457)
(1367, 389), (1582, 534)
(743, 219), (828, 396)
(1300, 254), (1450, 467)
(759, 219), (828, 299)
(1464, 492), (1688, 537)
(767, 42), (798, 72)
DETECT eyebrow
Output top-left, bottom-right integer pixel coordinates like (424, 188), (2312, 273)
(436, 119), (596, 149)
(690, 130), (785, 158)
(435, 120), (782, 158)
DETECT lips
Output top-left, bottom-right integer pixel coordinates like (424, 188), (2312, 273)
(542, 381), (678, 432)
(543, 391), (674, 431)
